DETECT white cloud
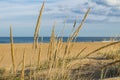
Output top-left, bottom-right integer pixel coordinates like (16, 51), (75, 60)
(0, 0), (120, 26)
(105, 0), (120, 7)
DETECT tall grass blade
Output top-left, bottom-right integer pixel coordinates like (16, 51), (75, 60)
(47, 23), (56, 79)
(10, 26), (16, 74)
(33, 2), (45, 49)
(37, 47), (41, 68)
(84, 41), (120, 58)
(61, 16), (68, 38)
(73, 19), (77, 28)
(47, 23), (56, 61)
(101, 59), (120, 69)
(21, 49), (25, 80)
(0, 55), (4, 64)
(75, 47), (87, 58)
(68, 8), (90, 42)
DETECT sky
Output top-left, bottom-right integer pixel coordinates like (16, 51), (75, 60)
(0, 0), (120, 37)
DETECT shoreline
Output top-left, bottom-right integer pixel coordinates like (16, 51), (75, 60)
(0, 41), (115, 44)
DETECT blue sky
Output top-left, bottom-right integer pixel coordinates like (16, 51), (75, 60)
(0, 0), (120, 37)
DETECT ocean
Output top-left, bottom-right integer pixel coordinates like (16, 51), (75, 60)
(0, 37), (119, 43)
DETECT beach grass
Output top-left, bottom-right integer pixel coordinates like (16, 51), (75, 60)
(0, 2), (120, 80)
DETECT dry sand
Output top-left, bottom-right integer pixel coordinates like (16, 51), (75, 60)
(0, 42), (119, 69)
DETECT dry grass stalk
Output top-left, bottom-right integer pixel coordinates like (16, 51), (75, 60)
(63, 8), (90, 58)
(61, 16), (68, 38)
(52, 38), (63, 68)
(56, 39), (63, 55)
(75, 47), (87, 58)
(63, 41), (71, 58)
(84, 41), (120, 58)
(47, 24), (56, 79)
(60, 8), (90, 78)
(47, 23), (56, 62)
(69, 18), (77, 37)
(33, 2), (44, 49)
(29, 60), (32, 80)
(21, 49), (25, 80)
(101, 59), (120, 69)
(67, 43), (74, 57)
(10, 26), (16, 74)
(37, 37), (43, 68)
(73, 18), (77, 29)
(0, 55), (4, 64)
(61, 42), (72, 79)
(100, 59), (120, 79)
(37, 47), (41, 68)
(100, 68), (104, 80)
(68, 8), (90, 42)
(17, 59), (23, 71)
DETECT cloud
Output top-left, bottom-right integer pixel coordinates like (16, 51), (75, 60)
(104, 0), (120, 7)
(0, 0), (120, 28)
(92, 0), (120, 7)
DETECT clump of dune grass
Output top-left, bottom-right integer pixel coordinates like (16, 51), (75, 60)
(99, 49), (120, 60)
(97, 44), (120, 60)
(83, 41), (120, 58)
(101, 60), (120, 70)
(100, 59), (120, 79)
(48, 8), (91, 80)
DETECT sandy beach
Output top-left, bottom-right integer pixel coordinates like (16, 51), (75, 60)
(0, 42), (119, 69)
